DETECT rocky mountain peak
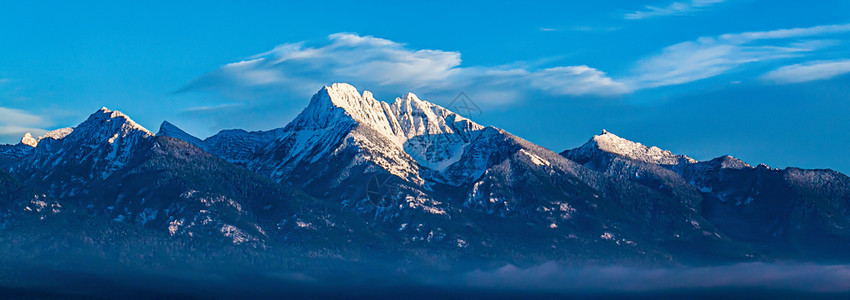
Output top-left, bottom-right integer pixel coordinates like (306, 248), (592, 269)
(80, 107), (153, 137)
(578, 130), (697, 166)
(296, 83), (484, 145)
(14, 107), (156, 181)
(713, 155), (752, 169)
(20, 133), (37, 147)
(158, 120), (205, 148)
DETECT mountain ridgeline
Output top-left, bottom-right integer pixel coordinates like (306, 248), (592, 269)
(2, 83), (850, 276)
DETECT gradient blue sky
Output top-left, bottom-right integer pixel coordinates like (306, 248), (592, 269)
(1, 0), (849, 172)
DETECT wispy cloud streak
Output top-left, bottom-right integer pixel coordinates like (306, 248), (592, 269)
(0, 107), (47, 143)
(625, 0), (725, 20)
(625, 23), (850, 89)
(761, 59), (850, 84)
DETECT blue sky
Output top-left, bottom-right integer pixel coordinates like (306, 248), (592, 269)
(1, 0), (849, 172)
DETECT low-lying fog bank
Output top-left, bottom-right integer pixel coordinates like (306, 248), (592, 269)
(4, 261), (850, 298)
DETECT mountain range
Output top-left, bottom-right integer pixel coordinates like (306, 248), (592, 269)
(2, 83), (850, 283)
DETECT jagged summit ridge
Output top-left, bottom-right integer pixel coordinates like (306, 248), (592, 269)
(38, 127), (74, 142)
(254, 83), (488, 177)
(576, 130), (697, 165)
(295, 83), (485, 145)
(156, 83), (486, 168)
(289, 83), (391, 134)
(89, 107), (153, 136)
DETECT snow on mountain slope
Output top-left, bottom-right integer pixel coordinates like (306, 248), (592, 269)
(3, 108), (373, 247)
(9, 87), (850, 265)
(36, 127), (74, 143)
(393, 92), (484, 172)
(158, 83), (487, 186)
(14, 107), (155, 196)
(456, 128), (748, 262)
(85, 135), (366, 246)
(562, 130), (706, 206)
(245, 84), (431, 216)
(569, 130), (697, 166)
(563, 130), (761, 201)
(562, 130), (850, 259)
(78, 84), (783, 260)
(245, 83), (487, 185)
(237, 85), (737, 258)
(208, 84), (530, 236)
(206, 85), (720, 242)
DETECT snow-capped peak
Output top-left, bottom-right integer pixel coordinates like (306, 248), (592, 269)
(321, 83), (397, 137)
(714, 155), (752, 169)
(288, 83), (387, 133)
(39, 127), (74, 142)
(402, 92), (420, 102)
(20, 133), (37, 147)
(53, 107), (154, 153)
(578, 130), (697, 165)
(295, 83), (483, 144)
(89, 107), (153, 136)
(12, 107), (155, 182)
(249, 83), (490, 185)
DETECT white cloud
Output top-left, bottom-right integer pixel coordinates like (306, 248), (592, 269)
(625, 0), (724, 20)
(529, 66), (628, 96)
(626, 39), (806, 88)
(761, 60), (850, 84)
(625, 23), (850, 89)
(0, 107), (47, 143)
(179, 33), (629, 104)
(181, 24), (850, 109)
(720, 24), (850, 43)
(0, 107), (42, 126)
(182, 103), (243, 113)
(0, 126), (47, 137)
